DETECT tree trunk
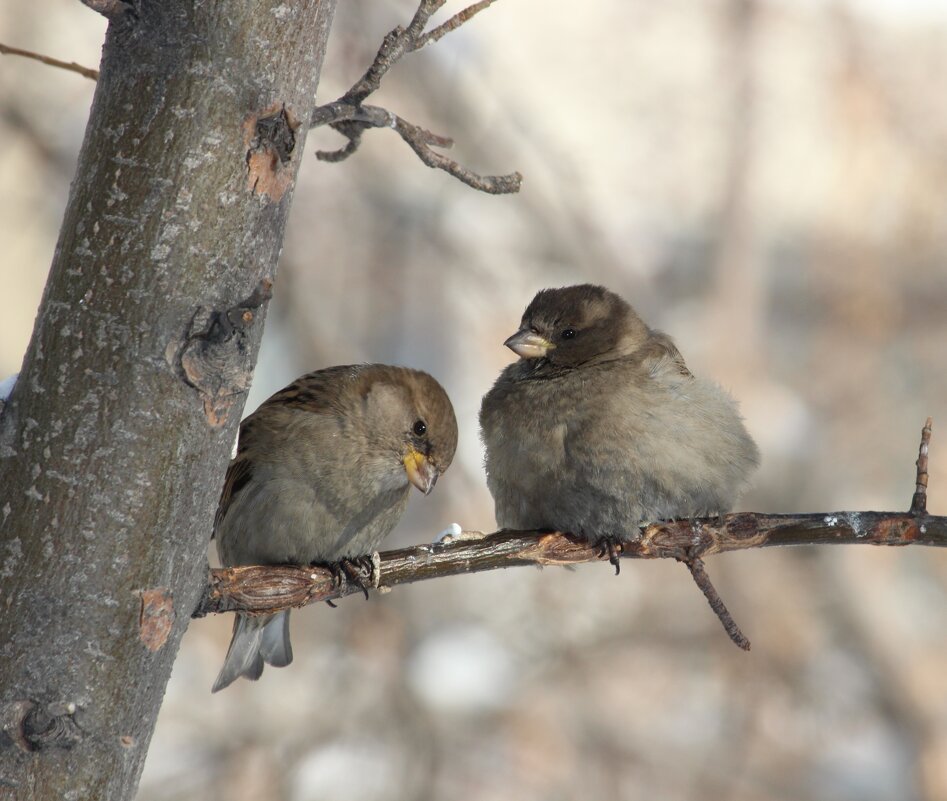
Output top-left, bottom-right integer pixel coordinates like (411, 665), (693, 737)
(0, 1), (337, 797)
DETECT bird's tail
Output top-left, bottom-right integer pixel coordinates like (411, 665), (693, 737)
(211, 610), (293, 693)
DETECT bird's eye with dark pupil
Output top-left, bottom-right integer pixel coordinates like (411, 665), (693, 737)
(561, 328), (576, 340)
(413, 420), (427, 437)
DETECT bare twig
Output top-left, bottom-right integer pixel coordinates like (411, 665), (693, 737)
(910, 417), (932, 515)
(681, 555), (751, 650)
(310, 0), (521, 194)
(393, 113), (521, 194)
(415, 0), (499, 48)
(314, 104), (399, 162)
(0, 43), (98, 81)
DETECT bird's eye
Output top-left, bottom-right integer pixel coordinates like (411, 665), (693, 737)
(413, 420), (428, 437)
(561, 328), (576, 340)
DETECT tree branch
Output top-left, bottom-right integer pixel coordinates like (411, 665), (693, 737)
(415, 0), (498, 49)
(0, 43), (99, 81)
(2, 1), (522, 193)
(682, 555), (751, 651)
(194, 510), (945, 607)
(310, 0), (522, 194)
(911, 417), (932, 514)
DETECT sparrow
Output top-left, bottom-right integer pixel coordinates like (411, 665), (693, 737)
(479, 284), (758, 567)
(212, 364), (457, 692)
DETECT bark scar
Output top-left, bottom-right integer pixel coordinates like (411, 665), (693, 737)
(135, 587), (175, 652)
(1, 699), (82, 752)
(178, 279), (272, 427)
(872, 516), (919, 545)
(245, 103), (299, 201)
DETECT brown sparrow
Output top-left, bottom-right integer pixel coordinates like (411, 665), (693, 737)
(213, 364), (457, 691)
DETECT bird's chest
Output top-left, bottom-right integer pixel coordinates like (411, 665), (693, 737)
(484, 380), (590, 476)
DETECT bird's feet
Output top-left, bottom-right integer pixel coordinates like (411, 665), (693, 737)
(594, 535), (625, 575)
(317, 554), (379, 606)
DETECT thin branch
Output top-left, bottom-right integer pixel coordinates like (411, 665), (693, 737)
(310, 101), (361, 130)
(911, 417), (932, 514)
(681, 555), (751, 650)
(393, 113), (521, 193)
(310, 0), (520, 194)
(345, 3), (440, 104)
(314, 103), (521, 193)
(415, 0), (499, 49)
(193, 510), (947, 620)
(0, 43), (99, 81)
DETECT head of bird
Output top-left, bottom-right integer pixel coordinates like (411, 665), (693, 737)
(504, 284), (650, 368)
(360, 367), (458, 495)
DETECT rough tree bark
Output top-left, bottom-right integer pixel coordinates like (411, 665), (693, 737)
(0, 1), (338, 798)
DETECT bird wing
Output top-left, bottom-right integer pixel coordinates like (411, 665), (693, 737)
(213, 454), (253, 536)
(260, 366), (361, 414)
(214, 365), (363, 534)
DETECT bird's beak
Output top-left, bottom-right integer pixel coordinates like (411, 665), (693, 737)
(403, 449), (438, 495)
(504, 329), (554, 359)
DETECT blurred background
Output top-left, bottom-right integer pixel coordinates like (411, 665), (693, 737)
(3, 0), (947, 799)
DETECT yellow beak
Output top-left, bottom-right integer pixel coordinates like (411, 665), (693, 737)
(403, 449), (438, 495)
(504, 329), (554, 359)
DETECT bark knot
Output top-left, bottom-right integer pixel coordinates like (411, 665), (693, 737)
(1, 700), (82, 752)
(178, 280), (272, 427)
(245, 104), (299, 201)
